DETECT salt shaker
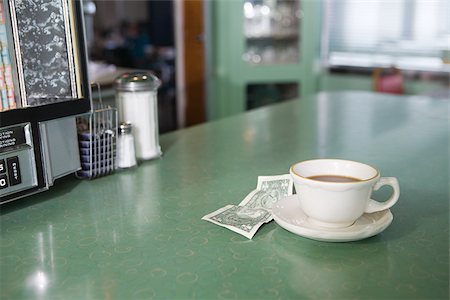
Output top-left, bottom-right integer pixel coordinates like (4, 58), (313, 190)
(115, 72), (162, 160)
(116, 122), (137, 169)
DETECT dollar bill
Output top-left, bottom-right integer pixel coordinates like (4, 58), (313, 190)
(201, 205), (272, 239)
(202, 174), (293, 239)
(241, 174), (293, 210)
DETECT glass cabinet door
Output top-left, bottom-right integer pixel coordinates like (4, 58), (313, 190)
(246, 82), (299, 110)
(243, 0), (301, 65)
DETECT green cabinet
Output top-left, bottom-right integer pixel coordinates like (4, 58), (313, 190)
(205, 0), (322, 120)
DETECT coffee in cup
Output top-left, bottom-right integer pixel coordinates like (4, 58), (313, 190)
(290, 159), (400, 229)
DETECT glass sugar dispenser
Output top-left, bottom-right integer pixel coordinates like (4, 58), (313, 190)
(115, 72), (162, 161)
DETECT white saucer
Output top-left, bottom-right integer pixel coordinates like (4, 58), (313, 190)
(272, 195), (393, 242)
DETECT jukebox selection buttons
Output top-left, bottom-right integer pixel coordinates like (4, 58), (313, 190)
(0, 159), (5, 174)
(6, 156), (21, 186)
(0, 174), (8, 189)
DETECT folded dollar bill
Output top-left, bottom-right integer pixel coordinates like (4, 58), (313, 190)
(202, 174), (293, 239)
(201, 204), (272, 239)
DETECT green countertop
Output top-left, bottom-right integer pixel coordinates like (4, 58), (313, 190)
(1, 92), (449, 299)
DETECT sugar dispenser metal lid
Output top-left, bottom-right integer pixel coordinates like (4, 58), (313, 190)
(119, 122), (133, 135)
(115, 71), (161, 92)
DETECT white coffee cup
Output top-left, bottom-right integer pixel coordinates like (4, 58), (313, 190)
(290, 159), (400, 229)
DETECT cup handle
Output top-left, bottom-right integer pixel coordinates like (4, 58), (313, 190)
(365, 177), (400, 213)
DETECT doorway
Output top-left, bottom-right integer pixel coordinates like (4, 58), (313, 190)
(85, 0), (206, 132)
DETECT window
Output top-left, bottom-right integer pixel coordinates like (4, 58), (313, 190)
(323, 0), (450, 72)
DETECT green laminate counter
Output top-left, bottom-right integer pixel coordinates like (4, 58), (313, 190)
(1, 92), (449, 299)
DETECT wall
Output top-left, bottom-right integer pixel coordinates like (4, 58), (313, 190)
(94, 1), (148, 30)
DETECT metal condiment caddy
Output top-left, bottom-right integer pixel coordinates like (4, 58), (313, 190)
(75, 84), (118, 179)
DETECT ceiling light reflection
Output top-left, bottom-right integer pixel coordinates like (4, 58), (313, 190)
(26, 270), (49, 293)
